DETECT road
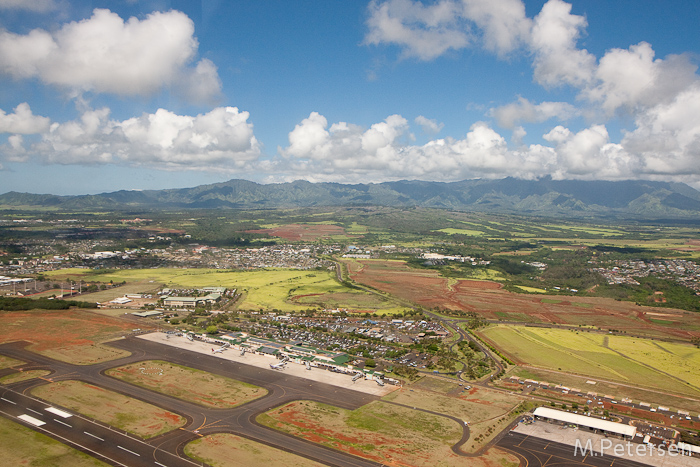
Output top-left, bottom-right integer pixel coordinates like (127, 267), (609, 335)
(497, 431), (650, 467)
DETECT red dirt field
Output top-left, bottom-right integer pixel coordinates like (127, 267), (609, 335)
(346, 259), (700, 340)
(246, 223), (355, 241)
(0, 309), (144, 353)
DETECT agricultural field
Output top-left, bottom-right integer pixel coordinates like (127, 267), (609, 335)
(382, 380), (529, 453)
(245, 223), (359, 241)
(106, 360), (267, 409)
(0, 416), (108, 467)
(0, 369), (51, 385)
(480, 325), (700, 397)
(258, 400), (517, 467)
(347, 258), (700, 340)
(185, 433), (326, 467)
(0, 309), (137, 364)
(32, 380), (186, 438)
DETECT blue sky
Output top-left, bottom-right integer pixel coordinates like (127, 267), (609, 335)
(1, 0), (699, 195)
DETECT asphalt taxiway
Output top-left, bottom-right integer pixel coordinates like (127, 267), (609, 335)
(0, 337), (389, 467)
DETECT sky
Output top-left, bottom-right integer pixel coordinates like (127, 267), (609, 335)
(0, 0), (699, 195)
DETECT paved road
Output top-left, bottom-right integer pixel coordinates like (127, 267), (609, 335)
(0, 338), (385, 467)
(497, 431), (651, 467)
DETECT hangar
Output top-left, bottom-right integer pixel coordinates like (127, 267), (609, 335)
(533, 407), (637, 439)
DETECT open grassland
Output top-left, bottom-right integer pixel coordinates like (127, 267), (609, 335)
(481, 325), (700, 397)
(0, 355), (23, 369)
(43, 267), (361, 312)
(185, 433), (326, 467)
(258, 400), (516, 467)
(106, 360), (266, 409)
(383, 379), (528, 453)
(0, 416), (108, 467)
(0, 369), (51, 384)
(32, 380), (185, 438)
(0, 309), (136, 364)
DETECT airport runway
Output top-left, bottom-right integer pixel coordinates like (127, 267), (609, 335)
(0, 338), (386, 467)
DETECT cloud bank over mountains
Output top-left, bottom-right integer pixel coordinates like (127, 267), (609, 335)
(0, 0), (698, 189)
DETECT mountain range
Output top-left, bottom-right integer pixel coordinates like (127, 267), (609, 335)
(2, 177), (700, 220)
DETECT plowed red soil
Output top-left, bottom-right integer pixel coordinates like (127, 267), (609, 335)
(347, 259), (700, 340)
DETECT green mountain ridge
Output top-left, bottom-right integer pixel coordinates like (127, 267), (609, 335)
(2, 177), (700, 220)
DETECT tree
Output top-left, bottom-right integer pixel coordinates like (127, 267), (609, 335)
(206, 325), (218, 335)
(365, 359), (376, 368)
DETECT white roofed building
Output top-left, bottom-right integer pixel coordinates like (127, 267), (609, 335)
(533, 407), (636, 439)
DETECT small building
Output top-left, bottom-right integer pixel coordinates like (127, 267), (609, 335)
(132, 310), (163, 318)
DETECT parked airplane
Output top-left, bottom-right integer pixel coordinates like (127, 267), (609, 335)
(212, 347), (226, 354)
(240, 348), (246, 357)
(186, 334), (193, 341)
(270, 361), (287, 370)
(221, 342), (231, 349)
(376, 379), (385, 387)
(305, 361), (311, 370)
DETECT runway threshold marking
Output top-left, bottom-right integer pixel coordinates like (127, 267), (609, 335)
(118, 445), (141, 456)
(1, 397), (16, 404)
(46, 407), (72, 418)
(155, 462), (168, 467)
(18, 414), (45, 426)
(84, 431), (104, 441)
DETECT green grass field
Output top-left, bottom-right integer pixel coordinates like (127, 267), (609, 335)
(480, 325), (700, 397)
(44, 268), (358, 312)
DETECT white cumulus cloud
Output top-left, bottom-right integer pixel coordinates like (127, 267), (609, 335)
(30, 106), (259, 170)
(0, 103), (51, 134)
(490, 97), (579, 129)
(364, 0), (470, 60)
(0, 8), (221, 101)
(415, 115), (444, 134)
